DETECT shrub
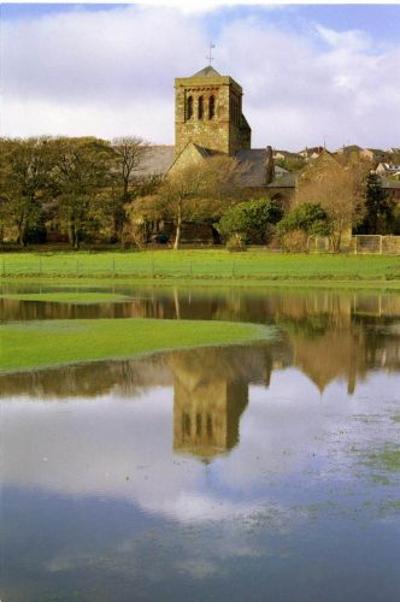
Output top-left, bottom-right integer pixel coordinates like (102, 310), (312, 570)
(218, 197), (283, 245)
(281, 229), (309, 252)
(277, 202), (330, 238)
(226, 233), (247, 252)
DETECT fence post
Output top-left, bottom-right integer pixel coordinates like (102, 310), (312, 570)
(354, 236), (358, 255)
(379, 235), (383, 255)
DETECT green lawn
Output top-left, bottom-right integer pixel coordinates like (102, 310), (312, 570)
(1, 250), (400, 284)
(0, 291), (130, 304)
(0, 317), (272, 373)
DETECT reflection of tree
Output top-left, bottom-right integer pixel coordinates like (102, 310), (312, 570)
(0, 355), (172, 399)
(1, 289), (399, 405)
(290, 328), (360, 394)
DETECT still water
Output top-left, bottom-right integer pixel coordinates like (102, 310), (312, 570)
(1, 286), (400, 602)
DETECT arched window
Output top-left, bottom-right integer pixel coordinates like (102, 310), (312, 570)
(186, 96), (193, 120)
(198, 96), (204, 120)
(208, 95), (215, 120)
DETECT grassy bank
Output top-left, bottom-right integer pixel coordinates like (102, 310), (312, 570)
(0, 317), (272, 373)
(0, 291), (131, 304)
(1, 250), (400, 284)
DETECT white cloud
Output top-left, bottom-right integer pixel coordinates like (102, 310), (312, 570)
(2, 6), (400, 150)
(135, 0), (281, 14)
(315, 24), (372, 52)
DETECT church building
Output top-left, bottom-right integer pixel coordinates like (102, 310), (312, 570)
(174, 65), (251, 157)
(140, 65), (295, 202)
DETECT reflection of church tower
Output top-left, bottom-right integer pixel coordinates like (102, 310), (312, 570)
(175, 66), (251, 157)
(170, 350), (249, 460)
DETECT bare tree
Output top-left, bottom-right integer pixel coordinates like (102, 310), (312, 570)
(111, 137), (149, 240)
(129, 155), (245, 249)
(296, 154), (367, 251)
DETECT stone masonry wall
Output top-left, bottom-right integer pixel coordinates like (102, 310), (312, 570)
(175, 74), (251, 157)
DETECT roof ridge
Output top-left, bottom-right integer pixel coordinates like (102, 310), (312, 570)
(191, 65), (222, 78)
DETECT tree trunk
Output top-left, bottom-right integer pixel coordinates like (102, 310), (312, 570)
(174, 205), (182, 250)
(17, 222), (26, 247)
(68, 222), (75, 248)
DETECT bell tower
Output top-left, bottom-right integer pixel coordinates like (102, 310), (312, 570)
(174, 65), (251, 158)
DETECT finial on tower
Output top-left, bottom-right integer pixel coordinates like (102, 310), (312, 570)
(206, 42), (216, 65)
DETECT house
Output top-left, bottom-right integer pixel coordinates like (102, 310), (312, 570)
(298, 146), (324, 161)
(381, 177), (400, 203)
(376, 162), (400, 177)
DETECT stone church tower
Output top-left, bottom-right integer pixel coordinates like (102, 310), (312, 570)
(174, 65), (251, 158)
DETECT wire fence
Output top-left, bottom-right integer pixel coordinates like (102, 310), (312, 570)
(352, 235), (400, 255)
(308, 235), (400, 255)
(0, 255), (246, 279)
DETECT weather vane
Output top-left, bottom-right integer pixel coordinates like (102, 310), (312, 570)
(206, 42), (216, 65)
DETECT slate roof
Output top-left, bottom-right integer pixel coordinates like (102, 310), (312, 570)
(137, 144), (297, 189)
(236, 149), (268, 186)
(266, 172), (297, 189)
(236, 148), (294, 188)
(139, 145), (175, 176)
(191, 65), (221, 78)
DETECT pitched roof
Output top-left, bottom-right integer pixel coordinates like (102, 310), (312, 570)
(139, 145), (175, 176)
(266, 172), (297, 189)
(236, 149), (268, 187)
(138, 145), (297, 189)
(236, 148), (294, 188)
(191, 65), (221, 78)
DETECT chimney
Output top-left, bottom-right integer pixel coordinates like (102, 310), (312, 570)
(265, 145), (275, 185)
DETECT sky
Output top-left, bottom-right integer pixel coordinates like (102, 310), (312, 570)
(1, 2), (400, 151)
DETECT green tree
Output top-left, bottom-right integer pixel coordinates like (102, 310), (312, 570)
(218, 197), (282, 245)
(360, 172), (394, 234)
(0, 137), (54, 245)
(51, 137), (113, 248)
(277, 202), (330, 252)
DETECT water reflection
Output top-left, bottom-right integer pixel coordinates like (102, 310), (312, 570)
(1, 287), (400, 601)
(2, 284), (400, 325)
(1, 291), (399, 402)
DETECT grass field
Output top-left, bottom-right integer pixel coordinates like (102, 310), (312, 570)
(0, 291), (131, 304)
(0, 317), (272, 373)
(1, 250), (400, 284)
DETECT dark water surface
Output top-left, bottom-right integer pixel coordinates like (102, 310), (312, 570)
(1, 285), (400, 602)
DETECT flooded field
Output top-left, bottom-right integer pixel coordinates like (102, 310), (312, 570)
(1, 285), (400, 601)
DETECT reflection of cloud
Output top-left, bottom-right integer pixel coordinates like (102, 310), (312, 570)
(2, 367), (399, 528)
